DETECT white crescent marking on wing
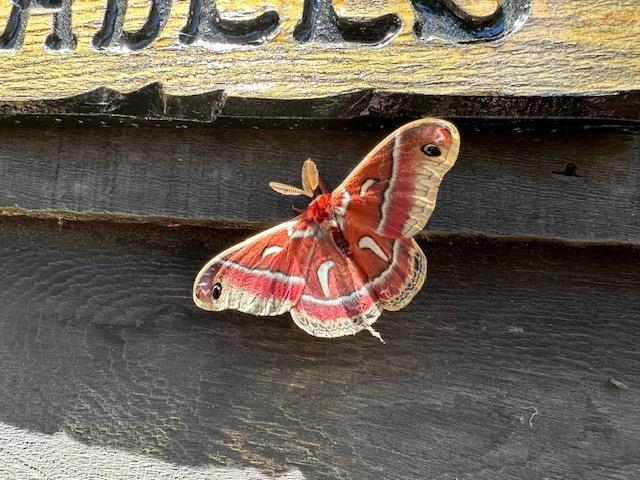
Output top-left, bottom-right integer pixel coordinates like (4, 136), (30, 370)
(288, 224), (317, 238)
(339, 191), (351, 213)
(261, 245), (284, 258)
(334, 191), (351, 231)
(317, 260), (335, 298)
(302, 241), (399, 305)
(358, 236), (389, 262)
(219, 220), (293, 254)
(359, 179), (377, 196)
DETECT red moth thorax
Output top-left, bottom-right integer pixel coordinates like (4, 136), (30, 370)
(305, 193), (333, 223)
(305, 194), (352, 256)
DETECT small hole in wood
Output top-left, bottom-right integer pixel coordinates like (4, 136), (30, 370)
(552, 163), (580, 177)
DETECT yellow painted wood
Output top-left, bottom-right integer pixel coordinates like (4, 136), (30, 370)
(0, 0), (637, 101)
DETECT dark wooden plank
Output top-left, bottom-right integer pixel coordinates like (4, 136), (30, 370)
(0, 123), (639, 244)
(1, 83), (639, 125)
(0, 217), (638, 479)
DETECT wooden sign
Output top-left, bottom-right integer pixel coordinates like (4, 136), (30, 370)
(0, 0), (638, 101)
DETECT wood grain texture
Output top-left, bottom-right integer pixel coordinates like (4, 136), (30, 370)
(0, 216), (638, 479)
(0, 424), (305, 480)
(0, 123), (639, 244)
(1, 83), (640, 124)
(0, 0), (637, 100)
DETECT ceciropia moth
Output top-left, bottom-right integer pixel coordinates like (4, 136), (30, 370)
(194, 119), (460, 342)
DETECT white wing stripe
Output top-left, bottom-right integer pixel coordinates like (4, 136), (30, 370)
(334, 191), (351, 231)
(379, 133), (401, 232)
(215, 259), (305, 284)
(288, 225), (318, 238)
(218, 220), (295, 256)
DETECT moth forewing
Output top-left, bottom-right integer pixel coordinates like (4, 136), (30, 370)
(268, 182), (309, 197)
(301, 159), (319, 197)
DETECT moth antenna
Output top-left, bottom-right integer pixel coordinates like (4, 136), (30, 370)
(301, 159), (319, 197)
(366, 325), (385, 344)
(269, 182), (308, 197)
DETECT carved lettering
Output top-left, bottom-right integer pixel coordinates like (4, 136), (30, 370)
(411, 0), (531, 43)
(93, 0), (171, 51)
(179, 0), (279, 45)
(294, 0), (401, 45)
(0, 0), (532, 52)
(0, 0), (76, 51)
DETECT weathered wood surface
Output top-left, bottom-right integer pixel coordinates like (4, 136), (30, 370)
(1, 84), (640, 124)
(0, 216), (638, 479)
(0, 0), (637, 101)
(0, 426), (305, 480)
(1, 123), (639, 245)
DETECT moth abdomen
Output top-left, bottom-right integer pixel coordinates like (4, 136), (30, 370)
(330, 225), (352, 256)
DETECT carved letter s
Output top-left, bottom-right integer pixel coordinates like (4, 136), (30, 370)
(410, 0), (531, 43)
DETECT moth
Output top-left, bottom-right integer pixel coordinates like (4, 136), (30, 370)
(193, 119), (460, 341)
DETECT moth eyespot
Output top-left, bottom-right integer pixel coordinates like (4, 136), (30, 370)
(211, 282), (222, 300)
(422, 144), (441, 157)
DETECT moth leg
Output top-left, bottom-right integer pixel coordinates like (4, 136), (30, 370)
(292, 205), (306, 214)
(366, 325), (385, 344)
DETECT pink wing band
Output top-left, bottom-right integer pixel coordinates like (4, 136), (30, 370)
(216, 259), (306, 300)
(296, 293), (377, 320)
(290, 238), (425, 337)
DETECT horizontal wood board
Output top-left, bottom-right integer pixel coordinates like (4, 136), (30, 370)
(1, 123), (639, 244)
(2, 84), (640, 124)
(0, 216), (638, 479)
(0, 0), (638, 100)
